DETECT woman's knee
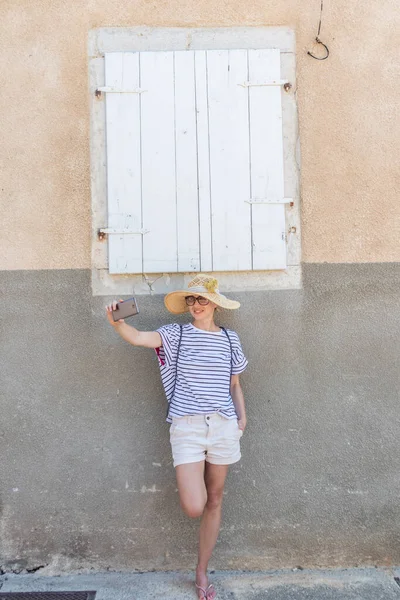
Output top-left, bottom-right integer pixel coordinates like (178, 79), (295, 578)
(181, 498), (206, 519)
(206, 490), (224, 511)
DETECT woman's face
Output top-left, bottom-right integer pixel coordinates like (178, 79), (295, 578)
(188, 296), (217, 322)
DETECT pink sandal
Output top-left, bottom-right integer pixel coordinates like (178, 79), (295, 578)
(195, 582), (216, 599)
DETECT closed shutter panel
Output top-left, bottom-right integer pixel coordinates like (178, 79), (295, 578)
(140, 51), (180, 273)
(104, 52), (142, 274)
(174, 51), (201, 272)
(104, 49), (287, 274)
(248, 49), (287, 270)
(206, 50), (252, 271)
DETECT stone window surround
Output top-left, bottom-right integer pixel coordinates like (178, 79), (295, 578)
(89, 26), (301, 296)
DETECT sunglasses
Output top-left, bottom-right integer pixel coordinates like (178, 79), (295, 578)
(185, 295), (210, 307)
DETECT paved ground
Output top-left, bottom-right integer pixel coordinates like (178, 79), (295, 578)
(1, 568), (400, 599)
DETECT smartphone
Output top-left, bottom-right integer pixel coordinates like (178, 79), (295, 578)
(112, 297), (140, 322)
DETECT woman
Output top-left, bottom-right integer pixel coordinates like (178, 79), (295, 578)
(106, 274), (248, 600)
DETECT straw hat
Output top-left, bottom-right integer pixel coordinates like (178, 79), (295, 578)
(164, 274), (240, 314)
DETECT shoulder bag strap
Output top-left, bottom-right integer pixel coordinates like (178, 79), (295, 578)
(166, 324), (183, 420)
(221, 327), (233, 379)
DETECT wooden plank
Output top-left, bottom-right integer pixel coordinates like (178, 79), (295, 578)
(174, 51), (200, 272)
(206, 49), (252, 271)
(194, 50), (213, 272)
(105, 52), (142, 274)
(248, 49), (287, 270)
(140, 51), (177, 272)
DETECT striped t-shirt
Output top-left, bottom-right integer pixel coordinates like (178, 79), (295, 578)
(156, 323), (248, 423)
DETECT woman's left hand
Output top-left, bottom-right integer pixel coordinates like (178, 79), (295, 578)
(238, 417), (247, 431)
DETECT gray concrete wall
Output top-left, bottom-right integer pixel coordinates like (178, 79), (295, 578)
(1, 263), (400, 573)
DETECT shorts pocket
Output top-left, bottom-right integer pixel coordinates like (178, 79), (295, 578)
(235, 420), (244, 438)
(169, 420), (188, 439)
(227, 419), (243, 439)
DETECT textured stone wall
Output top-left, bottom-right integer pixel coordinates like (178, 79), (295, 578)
(1, 265), (399, 572)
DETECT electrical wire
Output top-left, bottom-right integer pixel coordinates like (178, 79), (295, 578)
(307, 0), (330, 60)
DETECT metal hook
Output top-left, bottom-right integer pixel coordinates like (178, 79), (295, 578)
(307, 37), (330, 61)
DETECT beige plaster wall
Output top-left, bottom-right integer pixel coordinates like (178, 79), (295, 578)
(1, 0), (399, 270)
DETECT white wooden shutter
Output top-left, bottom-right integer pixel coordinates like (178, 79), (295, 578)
(248, 49), (286, 270)
(104, 53), (143, 274)
(206, 50), (252, 271)
(104, 49), (287, 274)
(140, 51), (179, 273)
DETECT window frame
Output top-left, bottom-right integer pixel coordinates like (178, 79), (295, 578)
(89, 26), (301, 295)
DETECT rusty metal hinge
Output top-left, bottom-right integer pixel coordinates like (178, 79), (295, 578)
(98, 228), (149, 241)
(95, 87), (147, 98)
(238, 80), (292, 92)
(246, 197), (294, 205)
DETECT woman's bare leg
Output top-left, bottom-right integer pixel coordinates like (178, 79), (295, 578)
(175, 461), (207, 518)
(196, 463), (229, 599)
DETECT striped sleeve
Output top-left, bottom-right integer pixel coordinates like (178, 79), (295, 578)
(230, 331), (248, 375)
(156, 323), (181, 368)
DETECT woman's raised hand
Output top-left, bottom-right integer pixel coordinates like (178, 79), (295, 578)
(105, 299), (124, 327)
(105, 301), (161, 348)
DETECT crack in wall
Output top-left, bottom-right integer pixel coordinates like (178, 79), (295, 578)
(0, 564), (47, 575)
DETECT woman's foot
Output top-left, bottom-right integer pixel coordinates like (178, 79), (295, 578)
(195, 567), (216, 599)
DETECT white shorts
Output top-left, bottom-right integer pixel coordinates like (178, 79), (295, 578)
(169, 413), (243, 468)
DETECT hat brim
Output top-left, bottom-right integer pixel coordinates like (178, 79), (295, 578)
(164, 290), (240, 314)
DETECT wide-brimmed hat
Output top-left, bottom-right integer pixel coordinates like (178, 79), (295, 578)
(164, 274), (240, 314)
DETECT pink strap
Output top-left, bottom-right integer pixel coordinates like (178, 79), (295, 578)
(195, 583), (215, 599)
(155, 347), (165, 366)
